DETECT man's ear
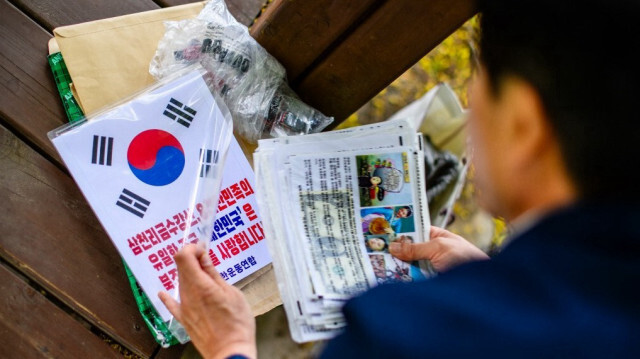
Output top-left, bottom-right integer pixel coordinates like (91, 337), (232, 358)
(492, 76), (577, 216)
(497, 77), (553, 169)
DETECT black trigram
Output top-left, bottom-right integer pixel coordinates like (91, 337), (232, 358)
(163, 98), (197, 128)
(116, 188), (150, 218)
(91, 135), (113, 166)
(199, 148), (219, 177)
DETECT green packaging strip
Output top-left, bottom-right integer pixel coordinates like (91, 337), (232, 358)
(123, 262), (179, 347)
(47, 52), (85, 123)
(47, 51), (179, 347)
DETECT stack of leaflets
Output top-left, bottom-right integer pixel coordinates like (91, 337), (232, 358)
(254, 120), (433, 343)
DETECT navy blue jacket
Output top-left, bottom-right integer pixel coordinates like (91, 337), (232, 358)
(321, 202), (640, 358)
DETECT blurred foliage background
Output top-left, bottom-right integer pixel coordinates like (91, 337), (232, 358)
(338, 15), (507, 253)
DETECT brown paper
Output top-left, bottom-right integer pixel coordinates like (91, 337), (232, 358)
(52, 3), (281, 314)
(53, 2), (205, 115)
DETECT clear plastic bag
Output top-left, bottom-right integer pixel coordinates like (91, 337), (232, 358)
(423, 135), (460, 204)
(386, 83), (469, 227)
(48, 64), (234, 343)
(150, 0), (333, 143)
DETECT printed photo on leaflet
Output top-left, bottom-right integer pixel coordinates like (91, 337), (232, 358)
(254, 120), (432, 342)
(287, 148), (429, 300)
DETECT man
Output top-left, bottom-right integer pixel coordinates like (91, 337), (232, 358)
(159, 0), (640, 357)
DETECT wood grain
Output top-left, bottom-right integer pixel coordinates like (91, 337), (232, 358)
(0, 0), (66, 163)
(250, 0), (379, 81)
(154, 343), (190, 359)
(155, 0), (265, 26)
(10, 0), (159, 31)
(294, 0), (476, 123)
(0, 1), (476, 357)
(0, 125), (159, 357)
(0, 265), (122, 358)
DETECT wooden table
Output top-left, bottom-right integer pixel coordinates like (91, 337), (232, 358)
(0, 0), (474, 357)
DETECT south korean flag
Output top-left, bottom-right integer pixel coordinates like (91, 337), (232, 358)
(49, 66), (232, 321)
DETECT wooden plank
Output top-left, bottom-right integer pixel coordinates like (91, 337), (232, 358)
(0, 264), (123, 359)
(154, 343), (190, 359)
(250, 0), (378, 82)
(294, 0), (476, 123)
(0, 0), (66, 163)
(225, 0), (265, 26)
(0, 4), (184, 356)
(10, 0), (159, 31)
(156, 0), (265, 27)
(0, 125), (160, 357)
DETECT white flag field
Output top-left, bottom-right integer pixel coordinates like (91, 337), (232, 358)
(49, 66), (271, 321)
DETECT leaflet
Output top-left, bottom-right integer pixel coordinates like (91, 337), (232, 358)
(254, 120), (432, 343)
(288, 148), (428, 299)
(49, 67), (271, 325)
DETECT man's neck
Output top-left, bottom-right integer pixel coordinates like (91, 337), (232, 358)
(503, 199), (575, 248)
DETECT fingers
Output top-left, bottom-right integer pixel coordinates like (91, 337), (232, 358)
(196, 241), (216, 271)
(175, 242), (228, 289)
(158, 291), (182, 322)
(194, 241), (228, 287)
(390, 240), (437, 261)
(429, 225), (451, 238)
(390, 226), (452, 261)
(174, 243), (209, 281)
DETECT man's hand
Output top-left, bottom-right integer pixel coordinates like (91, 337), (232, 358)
(158, 242), (256, 359)
(390, 226), (490, 272)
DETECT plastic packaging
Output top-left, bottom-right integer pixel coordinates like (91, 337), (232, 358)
(49, 64), (234, 344)
(386, 83), (469, 227)
(423, 135), (460, 203)
(48, 50), (181, 347)
(47, 52), (84, 123)
(150, 0), (333, 142)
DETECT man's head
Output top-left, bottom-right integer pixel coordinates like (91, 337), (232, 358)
(471, 0), (640, 220)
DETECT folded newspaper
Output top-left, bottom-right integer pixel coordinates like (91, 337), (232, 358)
(254, 120), (433, 342)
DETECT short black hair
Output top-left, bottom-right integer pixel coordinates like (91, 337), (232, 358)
(478, 0), (640, 199)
